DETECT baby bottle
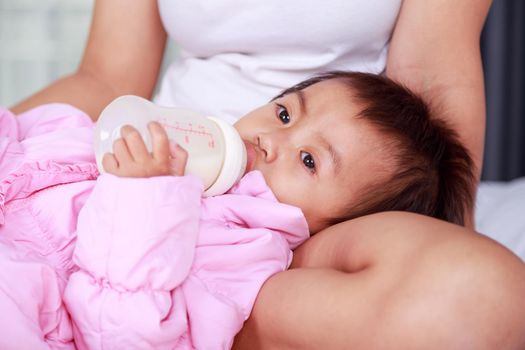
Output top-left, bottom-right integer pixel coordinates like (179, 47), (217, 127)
(93, 95), (247, 196)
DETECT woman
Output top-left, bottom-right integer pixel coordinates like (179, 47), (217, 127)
(12, 1), (525, 348)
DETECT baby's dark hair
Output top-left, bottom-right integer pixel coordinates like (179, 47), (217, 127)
(273, 71), (475, 226)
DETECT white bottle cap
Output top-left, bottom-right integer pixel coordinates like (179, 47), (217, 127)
(204, 117), (247, 196)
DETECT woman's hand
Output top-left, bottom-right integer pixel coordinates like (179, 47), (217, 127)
(102, 121), (188, 178)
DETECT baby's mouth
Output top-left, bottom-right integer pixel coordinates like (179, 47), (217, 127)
(243, 141), (257, 173)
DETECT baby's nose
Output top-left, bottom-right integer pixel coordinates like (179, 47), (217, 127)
(258, 133), (283, 162)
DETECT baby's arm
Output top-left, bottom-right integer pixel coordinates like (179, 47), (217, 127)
(63, 124), (204, 349)
(64, 174), (203, 349)
(102, 120), (188, 178)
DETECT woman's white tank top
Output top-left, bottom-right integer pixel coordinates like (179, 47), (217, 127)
(155, 0), (402, 124)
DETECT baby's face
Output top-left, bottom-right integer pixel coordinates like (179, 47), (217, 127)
(234, 80), (391, 233)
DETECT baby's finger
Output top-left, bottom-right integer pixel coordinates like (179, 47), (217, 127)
(101, 153), (119, 174)
(112, 137), (133, 164)
(148, 121), (170, 161)
(120, 125), (149, 162)
(170, 143), (188, 176)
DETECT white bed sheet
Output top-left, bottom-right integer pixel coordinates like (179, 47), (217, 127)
(475, 177), (525, 261)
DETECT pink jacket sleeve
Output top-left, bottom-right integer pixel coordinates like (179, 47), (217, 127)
(0, 104), (97, 224)
(64, 173), (203, 350)
(176, 176), (310, 349)
(180, 227), (294, 349)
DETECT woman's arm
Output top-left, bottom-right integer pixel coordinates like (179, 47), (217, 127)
(386, 0), (492, 183)
(233, 212), (525, 349)
(11, 0), (167, 121)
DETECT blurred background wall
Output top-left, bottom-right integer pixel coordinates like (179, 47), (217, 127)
(0, 0), (93, 106)
(0, 0), (176, 107)
(0, 0), (523, 181)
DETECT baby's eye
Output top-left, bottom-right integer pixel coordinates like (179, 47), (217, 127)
(301, 151), (316, 172)
(277, 105), (291, 124)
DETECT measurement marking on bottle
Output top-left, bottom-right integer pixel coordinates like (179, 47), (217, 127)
(159, 118), (216, 148)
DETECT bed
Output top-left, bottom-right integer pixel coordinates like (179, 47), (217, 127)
(475, 177), (525, 261)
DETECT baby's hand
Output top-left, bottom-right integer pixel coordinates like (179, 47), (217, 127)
(102, 121), (188, 178)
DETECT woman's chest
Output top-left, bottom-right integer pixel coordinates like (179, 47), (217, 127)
(158, 0), (402, 57)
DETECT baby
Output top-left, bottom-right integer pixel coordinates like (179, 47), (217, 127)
(0, 71), (473, 349)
